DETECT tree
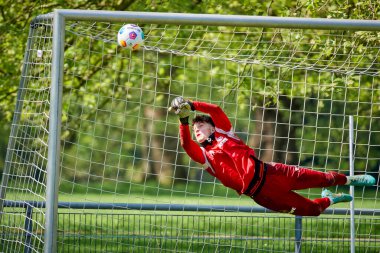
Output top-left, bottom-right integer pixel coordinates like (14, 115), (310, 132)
(1, 0), (380, 180)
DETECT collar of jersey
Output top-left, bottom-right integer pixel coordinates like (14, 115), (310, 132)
(200, 132), (215, 148)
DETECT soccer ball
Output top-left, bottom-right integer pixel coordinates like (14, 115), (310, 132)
(117, 24), (144, 50)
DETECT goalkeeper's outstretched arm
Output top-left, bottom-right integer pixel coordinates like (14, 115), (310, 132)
(179, 123), (206, 164)
(169, 96), (205, 164)
(191, 101), (232, 132)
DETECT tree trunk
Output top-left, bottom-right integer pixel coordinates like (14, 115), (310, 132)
(249, 106), (299, 164)
(143, 106), (181, 186)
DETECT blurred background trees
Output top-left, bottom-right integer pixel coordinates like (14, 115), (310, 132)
(1, 0), (379, 183)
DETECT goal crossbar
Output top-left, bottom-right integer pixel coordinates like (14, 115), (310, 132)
(37, 10), (380, 30)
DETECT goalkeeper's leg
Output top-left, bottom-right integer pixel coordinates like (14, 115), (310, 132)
(251, 163), (356, 216)
(253, 189), (332, 216)
(267, 162), (347, 190)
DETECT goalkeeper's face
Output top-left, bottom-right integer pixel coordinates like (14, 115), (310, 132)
(193, 122), (215, 143)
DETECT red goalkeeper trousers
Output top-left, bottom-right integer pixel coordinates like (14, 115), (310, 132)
(252, 162), (347, 216)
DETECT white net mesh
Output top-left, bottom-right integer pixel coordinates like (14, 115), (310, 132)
(1, 14), (379, 252)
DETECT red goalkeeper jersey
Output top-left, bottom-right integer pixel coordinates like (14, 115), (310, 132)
(180, 101), (266, 195)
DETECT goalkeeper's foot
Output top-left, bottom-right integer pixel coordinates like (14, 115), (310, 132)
(346, 175), (376, 187)
(322, 189), (353, 205)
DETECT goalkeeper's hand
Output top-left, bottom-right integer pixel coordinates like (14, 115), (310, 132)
(168, 96), (193, 124)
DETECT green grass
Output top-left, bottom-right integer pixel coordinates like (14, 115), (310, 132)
(2, 180), (379, 252)
(2, 211), (379, 253)
(4, 182), (379, 252)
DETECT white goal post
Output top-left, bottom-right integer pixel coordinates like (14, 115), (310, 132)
(1, 10), (380, 253)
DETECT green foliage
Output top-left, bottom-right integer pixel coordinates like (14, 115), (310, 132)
(1, 0), (380, 176)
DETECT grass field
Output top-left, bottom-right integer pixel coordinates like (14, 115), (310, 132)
(2, 181), (379, 252)
(2, 207), (379, 252)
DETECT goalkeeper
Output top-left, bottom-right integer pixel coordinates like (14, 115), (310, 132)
(169, 97), (376, 216)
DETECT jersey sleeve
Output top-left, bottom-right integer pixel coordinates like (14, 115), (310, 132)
(192, 101), (232, 132)
(179, 124), (206, 164)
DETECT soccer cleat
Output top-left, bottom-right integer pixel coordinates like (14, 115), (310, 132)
(346, 175), (376, 187)
(322, 189), (353, 205)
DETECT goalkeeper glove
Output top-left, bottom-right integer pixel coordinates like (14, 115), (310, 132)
(168, 96), (194, 125)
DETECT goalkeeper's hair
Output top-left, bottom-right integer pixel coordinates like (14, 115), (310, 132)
(192, 115), (215, 127)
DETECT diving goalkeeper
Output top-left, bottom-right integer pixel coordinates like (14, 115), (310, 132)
(169, 97), (376, 216)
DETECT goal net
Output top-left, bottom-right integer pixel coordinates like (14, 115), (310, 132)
(1, 11), (379, 252)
